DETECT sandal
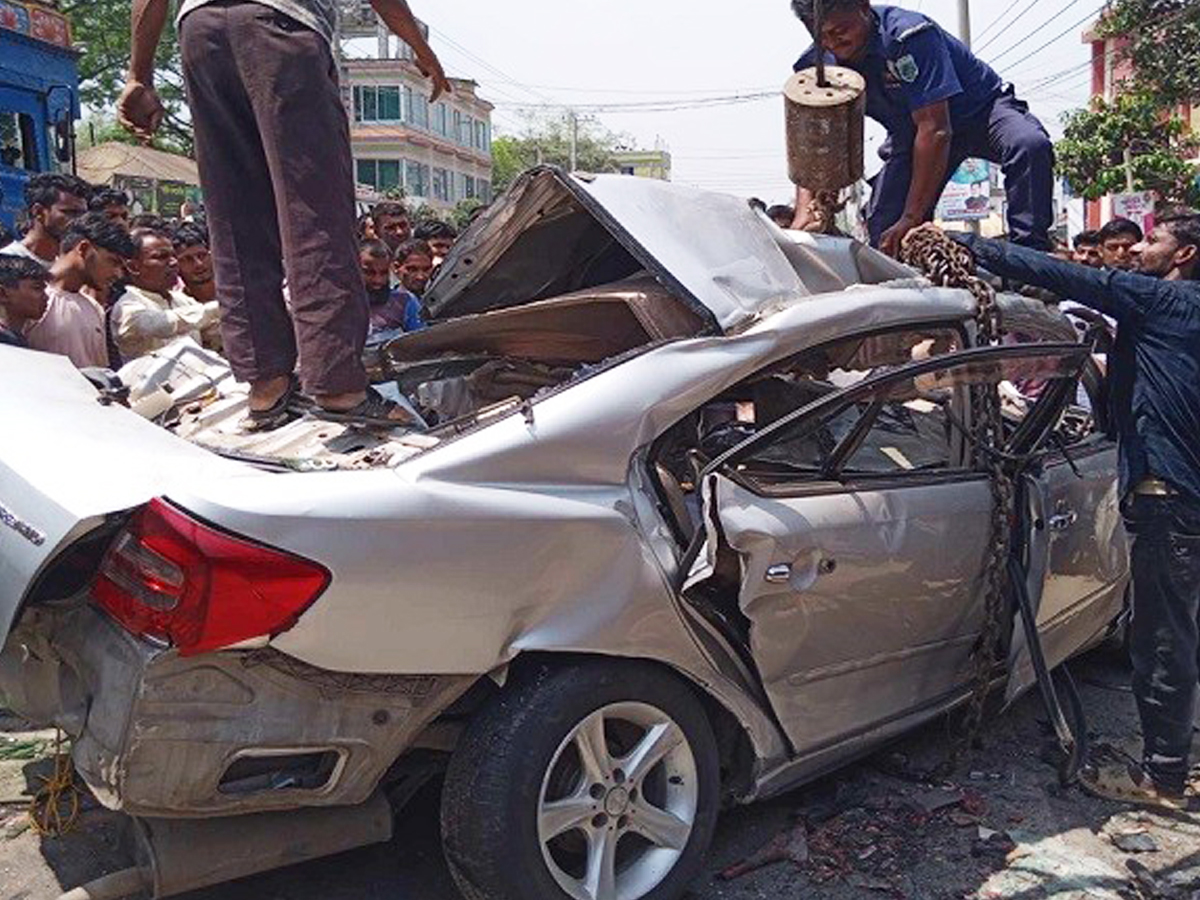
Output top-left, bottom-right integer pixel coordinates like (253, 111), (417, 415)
(313, 386), (417, 428)
(1079, 761), (1189, 811)
(243, 374), (304, 433)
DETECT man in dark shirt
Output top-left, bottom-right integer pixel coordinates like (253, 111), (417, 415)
(789, 0), (1054, 255)
(955, 213), (1200, 809)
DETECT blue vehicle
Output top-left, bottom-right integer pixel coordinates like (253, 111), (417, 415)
(0, 0), (79, 232)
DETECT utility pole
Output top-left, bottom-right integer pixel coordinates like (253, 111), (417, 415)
(957, 0), (972, 47)
(568, 110), (579, 172)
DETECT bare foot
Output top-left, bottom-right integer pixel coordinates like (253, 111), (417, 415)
(248, 375), (292, 413)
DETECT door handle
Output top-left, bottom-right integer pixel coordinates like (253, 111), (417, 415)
(1048, 511), (1078, 531)
(765, 564), (792, 584)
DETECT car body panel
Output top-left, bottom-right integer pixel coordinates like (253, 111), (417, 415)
(0, 347), (248, 637)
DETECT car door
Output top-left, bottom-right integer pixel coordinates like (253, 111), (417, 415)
(1007, 364), (1130, 700)
(696, 343), (1089, 756)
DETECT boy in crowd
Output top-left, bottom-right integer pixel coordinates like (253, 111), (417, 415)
(373, 201), (412, 254)
(394, 238), (435, 298)
(26, 212), (133, 368)
(1072, 230), (1103, 268)
(360, 240), (423, 337)
(0, 256), (49, 348)
(1, 173), (90, 269)
(173, 222), (217, 306)
(414, 219), (457, 265)
(1098, 217), (1144, 271)
(89, 188), (132, 227)
(111, 225), (221, 361)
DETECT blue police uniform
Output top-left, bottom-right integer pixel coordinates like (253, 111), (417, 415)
(796, 5), (1054, 250)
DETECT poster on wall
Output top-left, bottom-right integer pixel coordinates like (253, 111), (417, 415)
(113, 176), (156, 215)
(937, 159), (993, 222)
(1112, 191), (1156, 236)
(156, 180), (189, 217)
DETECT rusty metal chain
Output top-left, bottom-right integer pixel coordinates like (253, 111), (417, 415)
(900, 224), (1014, 772)
(804, 190), (847, 236)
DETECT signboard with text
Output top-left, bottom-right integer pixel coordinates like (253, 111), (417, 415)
(1112, 191), (1156, 236)
(936, 159), (993, 222)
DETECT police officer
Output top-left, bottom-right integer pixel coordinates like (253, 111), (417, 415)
(789, 0), (1054, 256)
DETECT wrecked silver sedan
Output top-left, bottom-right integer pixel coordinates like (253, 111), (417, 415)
(0, 168), (1128, 900)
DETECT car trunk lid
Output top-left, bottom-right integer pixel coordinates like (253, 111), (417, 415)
(0, 347), (249, 638)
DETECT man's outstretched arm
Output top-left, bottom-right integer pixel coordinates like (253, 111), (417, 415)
(118, 0), (168, 141)
(369, 0), (451, 101)
(955, 233), (1156, 323)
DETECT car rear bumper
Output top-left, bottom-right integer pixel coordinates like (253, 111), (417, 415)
(0, 598), (474, 818)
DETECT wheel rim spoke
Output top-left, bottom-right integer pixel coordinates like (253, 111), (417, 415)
(622, 721), (684, 785)
(631, 801), (691, 851)
(583, 827), (619, 900)
(540, 793), (596, 842)
(574, 711), (612, 784)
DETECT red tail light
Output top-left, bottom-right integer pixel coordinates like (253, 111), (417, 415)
(92, 499), (330, 657)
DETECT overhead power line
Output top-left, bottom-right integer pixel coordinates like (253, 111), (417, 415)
(988, 0), (1098, 67)
(997, 5), (1108, 74)
(975, 0), (1041, 55)
(494, 91), (777, 114)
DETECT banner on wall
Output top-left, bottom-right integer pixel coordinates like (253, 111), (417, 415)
(936, 159), (993, 222)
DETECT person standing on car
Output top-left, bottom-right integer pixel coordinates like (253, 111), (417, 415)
(117, 0), (449, 429)
(788, 0), (1055, 256)
(951, 213), (1200, 810)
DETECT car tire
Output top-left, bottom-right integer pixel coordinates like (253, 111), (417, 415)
(441, 660), (720, 900)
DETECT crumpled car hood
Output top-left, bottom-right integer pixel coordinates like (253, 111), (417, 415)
(424, 166), (818, 334)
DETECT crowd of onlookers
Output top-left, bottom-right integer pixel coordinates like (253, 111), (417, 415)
(0, 172), (465, 374)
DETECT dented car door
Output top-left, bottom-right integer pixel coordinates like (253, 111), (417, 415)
(698, 344), (1090, 755)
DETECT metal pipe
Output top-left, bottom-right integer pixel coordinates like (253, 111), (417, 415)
(55, 867), (148, 900)
(814, 0), (828, 87)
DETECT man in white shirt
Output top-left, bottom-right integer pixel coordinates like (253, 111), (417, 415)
(25, 212), (133, 368)
(111, 224), (220, 360)
(0, 173), (90, 269)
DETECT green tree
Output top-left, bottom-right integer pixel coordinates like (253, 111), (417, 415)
(1097, 0), (1200, 107)
(1055, 1), (1200, 205)
(1057, 91), (1200, 206)
(64, 0), (193, 155)
(491, 113), (627, 193)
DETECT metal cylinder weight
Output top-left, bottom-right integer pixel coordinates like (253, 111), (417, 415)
(784, 66), (866, 192)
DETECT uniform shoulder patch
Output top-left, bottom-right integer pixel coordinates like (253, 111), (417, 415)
(896, 21), (934, 42)
(895, 54), (920, 83)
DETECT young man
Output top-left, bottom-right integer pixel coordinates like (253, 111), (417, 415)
(360, 240), (423, 337)
(111, 225), (221, 361)
(1072, 230), (1103, 268)
(394, 237), (435, 297)
(88, 187), (132, 227)
(173, 221), (216, 305)
(119, 0), (448, 428)
(0, 173), (90, 268)
(413, 219), (457, 265)
(0, 256), (49, 348)
(373, 201), (413, 254)
(1098, 217), (1144, 271)
(789, 0), (1054, 255)
(25, 212), (134, 368)
(953, 212), (1200, 809)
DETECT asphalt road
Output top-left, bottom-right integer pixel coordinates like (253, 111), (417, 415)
(3, 648), (1198, 900)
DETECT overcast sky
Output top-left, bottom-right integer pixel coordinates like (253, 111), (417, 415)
(396, 0), (1101, 203)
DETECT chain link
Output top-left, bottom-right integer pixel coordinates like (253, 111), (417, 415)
(900, 224), (1015, 771)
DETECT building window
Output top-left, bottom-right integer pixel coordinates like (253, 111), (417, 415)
(357, 158), (402, 192)
(478, 181), (492, 204)
(463, 174), (476, 200)
(378, 86), (402, 122)
(412, 93), (429, 130)
(356, 159), (376, 187)
(452, 111), (463, 146)
(402, 86), (414, 124)
(405, 160), (429, 197)
(432, 167), (450, 202)
(354, 86), (378, 122)
(433, 103), (448, 137)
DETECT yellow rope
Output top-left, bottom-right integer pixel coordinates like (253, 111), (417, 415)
(28, 729), (80, 837)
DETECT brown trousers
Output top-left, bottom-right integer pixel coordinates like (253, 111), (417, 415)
(180, 1), (367, 395)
